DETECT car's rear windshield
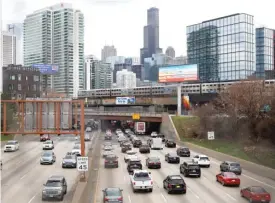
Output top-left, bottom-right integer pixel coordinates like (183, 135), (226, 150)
(141, 145), (149, 148)
(170, 153), (178, 157)
(127, 151), (136, 155)
(149, 157), (160, 162)
(130, 161), (140, 165)
(188, 165), (199, 169)
(43, 153), (52, 157)
(171, 179), (184, 184)
(224, 173), (237, 178)
(251, 187), (267, 193)
(106, 156), (117, 160)
(134, 172), (150, 180)
(200, 157), (209, 160)
(65, 155), (73, 159)
(106, 189), (121, 196)
(181, 148), (189, 151)
(230, 163), (240, 167)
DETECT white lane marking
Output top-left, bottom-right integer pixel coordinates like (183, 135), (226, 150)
(187, 186), (200, 199)
(226, 193), (237, 201)
(242, 174), (275, 189)
(128, 195), (132, 203)
(27, 195), (36, 203)
(20, 173), (27, 180)
(161, 193), (167, 202)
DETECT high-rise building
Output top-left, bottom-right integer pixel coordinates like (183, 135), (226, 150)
(187, 13), (255, 82)
(23, 3), (84, 97)
(113, 63), (131, 83)
(256, 27), (275, 79)
(116, 69), (136, 88)
(0, 0), (3, 93)
(7, 23), (23, 65)
(165, 46), (175, 58)
(125, 57), (140, 65)
(84, 55), (98, 90)
(105, 56), (125, 70)
(2, 31), (17, 66)
(140, 7), (162, 64)
(101, 45), (117, 62)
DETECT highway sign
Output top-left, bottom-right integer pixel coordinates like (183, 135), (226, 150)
(207, 131), (215, 140)
(132, 113), (140, 120)
(77, 156), (88, 171)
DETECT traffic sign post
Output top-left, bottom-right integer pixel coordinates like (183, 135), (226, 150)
(77, 156), (88, 182)
(207, 131), (215, 140)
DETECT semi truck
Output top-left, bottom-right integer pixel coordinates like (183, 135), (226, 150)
(134, 122), (146, 135)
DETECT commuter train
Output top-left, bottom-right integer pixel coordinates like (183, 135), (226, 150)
(78, 79), (275, 98)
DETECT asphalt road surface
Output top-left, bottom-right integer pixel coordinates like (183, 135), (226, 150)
(1, 132), (96, 203)
(94, 135), (275, 203)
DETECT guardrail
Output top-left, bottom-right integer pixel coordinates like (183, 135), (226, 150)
(81, 111), (162, 117)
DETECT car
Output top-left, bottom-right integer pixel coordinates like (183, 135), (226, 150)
(86, 126), (92, 132)
(130, 170), (153, 192)
(103, 146), (113, 151)
(176, 147), (190, 157)
(62, 154), (77, 168)
(133, 138), (142, 148)
(129, 134), (136, 142)
(165, 153), (180, 163)
(150, 132), (158, 138)
(42, 175), (67, 201)
(103, 151), (114, 158)
(121, 144), (132, 153)
(125, 129), (131, 134)
(40, 134), (50, 142)
(40, 151), (56, 165)
(127, 158), (142, 174)
(3, 140), (19, 152)
(192, 154), (210, 167)
(103, 142), (112, 147)
(43, 140), (54, 150)
(139, 144), (150, 153)
(124, 150), (137, 162)
(104, 154), (119, 168)
(165, 139), (176, 148)
(146, 157), (161, 169)
(157, 133), (165, 142)
(118, 136), (126, 143)
(240, 186), (271, 203)
(220, 161), (242, 175)
(72, 145), (81, 156)
(120, 140), (131, 147)
(180, 161), (201, 177)
(163, 175), (186, 194)
(105, 133), (112, 140)
(84, 133), (91, 141)
(102, 187), (123, 203)
(216, 172), (240, 187)
(116, 129), (122, 135)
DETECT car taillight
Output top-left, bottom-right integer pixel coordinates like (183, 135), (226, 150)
(266, 194), (270, 199)
(133, 182), (136, 185)
(168, 184), (172, 188)
(105, 160), (108, 163)
(151, 181), (153, 185)
(117, 197), (123, 201)
(104, 197), (109, 201)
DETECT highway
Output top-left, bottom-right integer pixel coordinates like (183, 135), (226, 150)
(1, 132), (97, 203)
(94, 134), (275, 203)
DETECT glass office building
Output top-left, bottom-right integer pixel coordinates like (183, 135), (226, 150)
(255, 27), (275, 79)
(187, 13), (255, 82)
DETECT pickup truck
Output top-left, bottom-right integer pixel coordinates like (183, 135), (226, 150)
(130, 170), (153, 192)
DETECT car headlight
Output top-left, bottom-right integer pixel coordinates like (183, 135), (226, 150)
(40, 158), (43, 161)
(42, 190), (46, 194)
(57, 190), (62, 194)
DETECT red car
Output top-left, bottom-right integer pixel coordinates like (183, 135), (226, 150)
(240, 186), (271, 203)
(40, 134), (50, 142)
(216, 172), (240, 187)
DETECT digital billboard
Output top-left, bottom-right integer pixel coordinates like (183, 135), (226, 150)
(182, 96), (191, 110)
(32, 64), (59, 75)
(158, 64), (198, 83)
(116, 97), (135, 105)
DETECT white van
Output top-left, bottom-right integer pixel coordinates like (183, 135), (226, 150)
(151, 138), (163, 150)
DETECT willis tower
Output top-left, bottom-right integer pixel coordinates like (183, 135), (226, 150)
(140, 7), (162, 64)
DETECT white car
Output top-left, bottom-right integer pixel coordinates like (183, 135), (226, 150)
(43, 140), (54, 150)
(124, 150), (138, 162)
(125, 129), (131, 134)
(102, 150), (114, 158)
(103, 146), (113, 151)
(4, 140), (19, 152)
(72, 145), (81, 156)
(86, 127), (92, 132)
(118, 136), (126, 143)
(116, 129), (122, 135)
(84, 133), (91, 141)
(192, 154), (210, 167)
(130, 170), (153, 192)
(151, 132), (158, 138)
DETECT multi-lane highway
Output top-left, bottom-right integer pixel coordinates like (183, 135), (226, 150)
(94, 134), (275, 203)
(1, 132), (97, 203)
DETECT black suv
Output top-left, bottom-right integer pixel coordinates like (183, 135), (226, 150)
(133, 139), (142, 148)
(127, 159), (142, 174)
(165, 140), (176, 148)
(180, 161), (201, 178)
(139, 144), (150, 153)
(163, 175), (186, 194)
(176, 147), (190, 157)
(121, 144), (132, 153)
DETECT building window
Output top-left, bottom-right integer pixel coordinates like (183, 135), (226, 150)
(18, 84), (22, 90)
(8, 84), (14, 90)
(10, 75), (15, 80)
(33, 94), (36, 98)
(18, 74), (22, 81)
(17, 94), (22, 99)
(33, 84), (37, 91)
(26, 76), (28, 80)
(33, 75), (39, 82)
(27, 85), (30, 90)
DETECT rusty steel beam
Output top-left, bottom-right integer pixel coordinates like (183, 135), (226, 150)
(54, 102), (57, 129)
(1, 131), (81, 135)
(39, 102), (43, 131)
(1, 100), (82, 103)
(85, 115), (162, 122)
(80, 100), (85, 156)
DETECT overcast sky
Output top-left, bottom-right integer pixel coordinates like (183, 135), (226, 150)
(2, 0), (275, 59)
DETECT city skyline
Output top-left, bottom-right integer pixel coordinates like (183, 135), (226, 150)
(2, 0), (275, 59)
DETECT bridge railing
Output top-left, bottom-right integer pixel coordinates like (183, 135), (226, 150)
(81, 110), (162, 117)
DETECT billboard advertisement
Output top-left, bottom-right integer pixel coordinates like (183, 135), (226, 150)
(182, 96), (191, 110)
(32, 64), (59, 75)
(116, 97), (135, 105)
(158, 64), (198, 83)
(102, 99), (116, 105)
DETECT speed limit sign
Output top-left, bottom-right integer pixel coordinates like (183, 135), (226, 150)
(77, 157), (88, 171)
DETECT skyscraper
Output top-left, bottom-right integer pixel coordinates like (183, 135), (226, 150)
(101, 45), (117, 62)
(187, 13), (255, 82)
(165, 46), (175, 58)
(2, 31), (17, 66)
(7, 23), (23, 65)
(23, 3), (84, 97)
(255, 27), (275, 79)
(140, 7), (162, 64)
